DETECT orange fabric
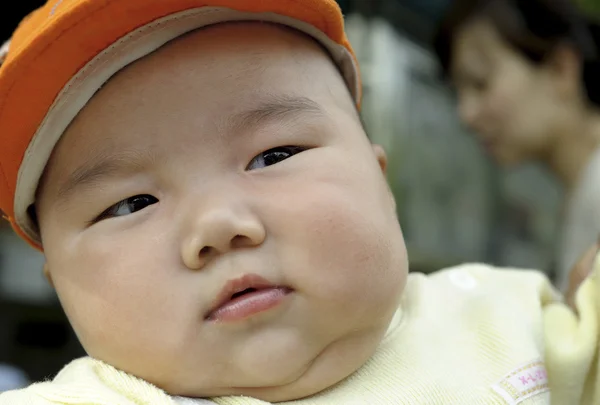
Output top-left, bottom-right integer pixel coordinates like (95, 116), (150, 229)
(0, 0), (360, 250)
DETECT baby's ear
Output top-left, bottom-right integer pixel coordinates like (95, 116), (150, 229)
(372, 144), (387, 173)
(43, 262), (55, 289)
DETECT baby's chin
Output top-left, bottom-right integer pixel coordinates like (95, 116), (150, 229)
(158, 324), (389, 402)
(170, 361), (358, 402)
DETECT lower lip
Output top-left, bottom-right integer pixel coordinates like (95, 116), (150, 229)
(206, 288), (291, 322)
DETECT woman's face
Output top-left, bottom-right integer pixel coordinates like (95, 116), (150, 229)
(451, 19), (572, 166)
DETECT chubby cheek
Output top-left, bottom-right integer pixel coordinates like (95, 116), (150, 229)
(267, 170), (407, 326)
(44, 231), (193, 363)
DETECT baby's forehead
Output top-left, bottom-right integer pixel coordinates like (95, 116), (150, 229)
(52, 25), (354, 146)
(82, 25), (347, 116)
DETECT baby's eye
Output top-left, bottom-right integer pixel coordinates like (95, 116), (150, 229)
(246, 146), (306, 170)
(95, 194), (158, 222)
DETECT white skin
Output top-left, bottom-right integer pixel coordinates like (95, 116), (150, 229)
(36, 23), (408, 401)
(452, 19), (600, 191)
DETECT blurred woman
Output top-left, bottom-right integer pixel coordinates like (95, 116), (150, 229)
(434, 0), (600, 291)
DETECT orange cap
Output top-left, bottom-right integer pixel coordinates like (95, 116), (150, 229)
(0, 0), (361, 249)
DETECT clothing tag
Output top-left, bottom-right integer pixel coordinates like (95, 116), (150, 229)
(491, 360), (549, 405)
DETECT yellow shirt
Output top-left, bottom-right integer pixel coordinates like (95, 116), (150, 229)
(2, 263), (599, 405)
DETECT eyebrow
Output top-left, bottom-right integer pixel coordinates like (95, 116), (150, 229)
(227, 95), (327, 133)
(56, 96), (326, 202)
(56, 149), (156, 202)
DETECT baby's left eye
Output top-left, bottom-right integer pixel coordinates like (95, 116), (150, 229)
(93, 194), (158, 223)
(246, 146), (306, 170)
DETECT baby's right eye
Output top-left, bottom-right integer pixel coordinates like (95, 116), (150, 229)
(94, 194), (158, 222)
(246, 146), (306, 170)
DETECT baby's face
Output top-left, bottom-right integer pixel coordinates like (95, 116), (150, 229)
(36, 23), (407, 401)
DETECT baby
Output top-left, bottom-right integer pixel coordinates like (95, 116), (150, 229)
(0, 0), (598, 404)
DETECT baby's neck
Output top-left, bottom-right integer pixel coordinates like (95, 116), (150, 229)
(172, 396), (215, 404)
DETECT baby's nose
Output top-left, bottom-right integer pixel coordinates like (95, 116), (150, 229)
(180, 205), (266, 270)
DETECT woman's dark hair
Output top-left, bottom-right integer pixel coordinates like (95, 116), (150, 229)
(433, 0), (600, 105)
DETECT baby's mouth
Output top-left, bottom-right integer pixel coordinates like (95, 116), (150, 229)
(206, 274), (292, 322)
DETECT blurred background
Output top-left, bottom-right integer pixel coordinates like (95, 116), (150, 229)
(1, 0), (599, 391)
